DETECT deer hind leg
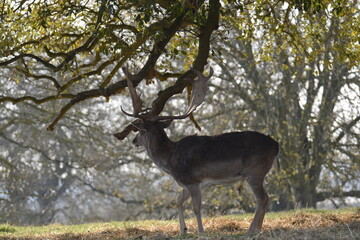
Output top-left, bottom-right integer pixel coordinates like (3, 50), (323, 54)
(177, 188), (190, 235)
(187, 184), (205, 234)
(247, 177), (269, 233)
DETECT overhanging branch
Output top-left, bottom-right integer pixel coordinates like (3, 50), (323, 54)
(0, 94), (75, 105)
(46, 87), (119, 131)
(47, 4), (191, 131)
(115, 0), (221, 139)
(150, 0), (220, 117)
(115, 0), (220, 139)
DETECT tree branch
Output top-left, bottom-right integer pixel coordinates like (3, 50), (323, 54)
(115, 0), (221, 139)
(46, 88), (112, 131)
(76, 176), (144, 204)
(335, 115), (360, 143)
(59, 57), (118, 93)
(47, 5), (192, 131)
(0, 1), (105, 73)
(98, 9), (189, 89)
(150, 0), (220, 116)
(0, 94), (75, 104)
(16, 67), (61, 89)
(0, 54), (57, 70)
(316, 190), (360, 202)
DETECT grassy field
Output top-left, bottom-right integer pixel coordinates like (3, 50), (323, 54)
(0, 208), (359, 240)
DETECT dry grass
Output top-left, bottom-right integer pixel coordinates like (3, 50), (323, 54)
(0, 208), (359, 240)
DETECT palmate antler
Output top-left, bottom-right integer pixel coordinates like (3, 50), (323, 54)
(114, 66), (214, 140)
(152, 67), (214, 121)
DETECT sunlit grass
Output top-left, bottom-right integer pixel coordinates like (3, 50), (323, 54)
(0, 224), (16, 233)
(0, 219), (178, 238)
(0, 207), (359, 239)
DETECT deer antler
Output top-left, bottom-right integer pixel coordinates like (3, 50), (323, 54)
(115, 67), (147, 141)
(120, 67), (146, 118)
(185, 67), (214, 115)
(115, 66), (213, 140)
(153, 67), (213, 121)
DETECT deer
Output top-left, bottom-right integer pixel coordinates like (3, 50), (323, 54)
(115, 66), (279, 235)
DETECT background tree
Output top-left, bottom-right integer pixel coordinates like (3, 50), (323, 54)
(0, 0), (223, 225)
(212, 0), (360, 209)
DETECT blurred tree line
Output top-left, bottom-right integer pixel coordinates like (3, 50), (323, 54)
(0, 0), (359, 225)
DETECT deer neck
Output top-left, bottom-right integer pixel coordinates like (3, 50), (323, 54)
(144, 131), (174, 173)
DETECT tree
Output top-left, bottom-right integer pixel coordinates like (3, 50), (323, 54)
(1, 0), (327, 132)
(0, 0), (220, 132)
(0, 0), (222, 224)
(0, 92), (183, 224)
(212, 0), (360, 208)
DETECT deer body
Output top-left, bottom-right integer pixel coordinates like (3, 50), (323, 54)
(133, 120), (279, 234)
(173, 131), (278, 184)
(117, 66), (279, 234)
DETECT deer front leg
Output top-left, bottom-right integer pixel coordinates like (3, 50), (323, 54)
(177, 188), (190, 235)
(187, 184), (204, 234)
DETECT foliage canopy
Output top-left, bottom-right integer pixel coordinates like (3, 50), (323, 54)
(2, 0), (358, 130)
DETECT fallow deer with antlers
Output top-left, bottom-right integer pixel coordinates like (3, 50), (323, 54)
(115, 66), (279, 235)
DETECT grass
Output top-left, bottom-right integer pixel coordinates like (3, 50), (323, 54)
(0, 208), (359, 240)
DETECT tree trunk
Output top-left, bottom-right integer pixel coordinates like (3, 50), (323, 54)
(294, 180), (317, 208)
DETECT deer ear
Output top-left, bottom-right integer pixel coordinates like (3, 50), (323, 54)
(158, 119), (173, 128)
